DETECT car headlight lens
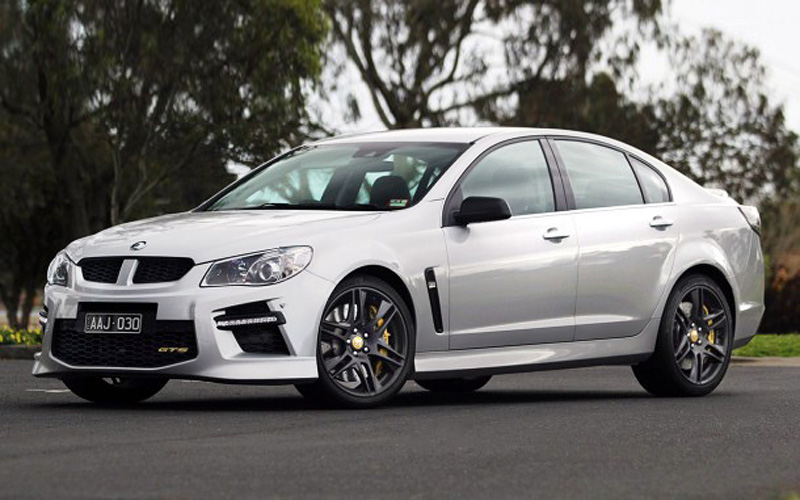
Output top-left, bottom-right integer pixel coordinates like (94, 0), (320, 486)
(46, 251), (72, 287)
(201, 246), (313, 287)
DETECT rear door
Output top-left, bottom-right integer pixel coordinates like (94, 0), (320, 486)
(443, 139), (578, 349)
(550, 138), (679, 341)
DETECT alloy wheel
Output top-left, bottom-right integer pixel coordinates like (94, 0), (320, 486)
(318, 286), (409, 397)
(672, 285), (730, 385)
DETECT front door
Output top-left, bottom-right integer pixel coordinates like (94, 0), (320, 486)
(443, 140), (578, 349)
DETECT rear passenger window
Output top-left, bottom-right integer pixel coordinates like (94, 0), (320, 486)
(555, 140), (643, 209)
(630, 157), (670, 203)
(460, 141), (555, 216)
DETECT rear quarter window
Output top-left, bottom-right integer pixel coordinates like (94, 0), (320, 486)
(630, 157), (671, 203)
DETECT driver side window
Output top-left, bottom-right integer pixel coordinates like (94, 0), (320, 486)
(460, 141), (555, 216)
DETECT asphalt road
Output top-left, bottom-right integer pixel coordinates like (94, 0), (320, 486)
(1, 360), (799, 500)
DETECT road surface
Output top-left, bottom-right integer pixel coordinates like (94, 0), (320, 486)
(1, 360), (798, 499)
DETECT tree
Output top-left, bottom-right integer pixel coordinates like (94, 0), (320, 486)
(324, 0), (484, 128)
(75, 0), (328, 224)
(325, 0), (663, 129)
(0, 0), (328, 328)
(0, 120), (63, 329)
(653, 29), (800, 205)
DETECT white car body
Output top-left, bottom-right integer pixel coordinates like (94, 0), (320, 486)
(33, 128), (765, 403)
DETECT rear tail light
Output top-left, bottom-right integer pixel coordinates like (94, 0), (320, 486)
(738, 206), (761, 235)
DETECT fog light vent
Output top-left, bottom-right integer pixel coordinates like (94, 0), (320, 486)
(214, 301), (289, 355)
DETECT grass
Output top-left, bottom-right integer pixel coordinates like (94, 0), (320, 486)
(0, 328), (43, 346)
(734, 334), (800, 357)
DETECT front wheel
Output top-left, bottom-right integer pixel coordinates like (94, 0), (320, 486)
(633, 274), (733, 397)
(63, 376), (168, 405)
(296, 275), (415, 408)
(416, 376), (492, 394)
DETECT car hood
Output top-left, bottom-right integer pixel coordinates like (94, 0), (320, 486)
(66, 210), (380, 263)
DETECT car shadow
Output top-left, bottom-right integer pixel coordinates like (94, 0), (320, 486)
(25, 387), (663, 413)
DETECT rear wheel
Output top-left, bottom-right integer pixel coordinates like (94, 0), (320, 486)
(416, 376), (492, 394)
(295, 275), (414, 408)
(633, 274), (733, 397)
(63, 376), (168, 404)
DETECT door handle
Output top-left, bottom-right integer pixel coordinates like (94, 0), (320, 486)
(650, 216), (674, 228)
(543, 227), (571, 241)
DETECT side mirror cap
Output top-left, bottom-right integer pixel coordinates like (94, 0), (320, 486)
(454, 196), (512, 225)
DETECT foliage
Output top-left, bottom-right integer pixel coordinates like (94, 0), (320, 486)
(734, 334), (800, 358)
(0, 0), (328, 328)
(653, 30), (800, 205)
(758, 201), (800, 333)
(324, 0), (663, 128)
(0, 328), (43, 346)
(760, 274), (800, 334)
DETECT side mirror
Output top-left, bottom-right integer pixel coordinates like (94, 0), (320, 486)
(454, 196), (512, 225)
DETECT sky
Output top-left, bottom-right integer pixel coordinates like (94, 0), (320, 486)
(668, 0), (800, 132)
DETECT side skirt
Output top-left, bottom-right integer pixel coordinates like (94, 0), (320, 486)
(413, 317), (659, 380)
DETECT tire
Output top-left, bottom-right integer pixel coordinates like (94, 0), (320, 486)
(63, 376), (168, 405)
(295, 275), (415, 408)
(633, 274), (733, 397)
(416, 376), (492, 394)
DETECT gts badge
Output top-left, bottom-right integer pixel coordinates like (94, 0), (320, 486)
(158, 347), (189, 353)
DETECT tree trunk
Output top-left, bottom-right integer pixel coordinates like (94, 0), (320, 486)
(3, 295), (20, 331)
(20, 286), (36, 331)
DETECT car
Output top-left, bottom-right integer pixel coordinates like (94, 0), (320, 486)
(33, 127), (765, 408)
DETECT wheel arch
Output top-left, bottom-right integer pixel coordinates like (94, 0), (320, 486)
(671, 263), (737, 333)
(340, 265), (417, 330)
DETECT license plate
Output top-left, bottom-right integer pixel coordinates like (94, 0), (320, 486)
(84, 313), (142, 334)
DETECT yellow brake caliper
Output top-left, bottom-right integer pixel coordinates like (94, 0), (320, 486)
(703, 305), (715, 344)
(369, 305), (391, 375)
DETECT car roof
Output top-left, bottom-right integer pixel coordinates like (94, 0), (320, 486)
(314, 127), (641, 147)
(313, 127), (561, 145)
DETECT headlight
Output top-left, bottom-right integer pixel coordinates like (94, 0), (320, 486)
(201, 246), (313, 287)
(46, 251), (72, 287)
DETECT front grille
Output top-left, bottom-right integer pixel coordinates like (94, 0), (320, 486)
(52, 317), (197, 368)
(133, 257), (195, 284)
(215, 301), (290, 355)
(79, 258), (124, 284)
(77, 257), (194, 284)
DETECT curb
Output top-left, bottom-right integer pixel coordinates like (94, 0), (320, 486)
(732, 356), (800, 367)
(0, 345), (40, 360)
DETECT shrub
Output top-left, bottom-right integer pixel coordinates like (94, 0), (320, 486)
(0, 327), (43, 346)
(760, 274), (800, 333)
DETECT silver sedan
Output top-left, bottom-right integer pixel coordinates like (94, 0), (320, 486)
(35, 128), (764, 408)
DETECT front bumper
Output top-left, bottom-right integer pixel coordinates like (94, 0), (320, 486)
(33, 264), (335, 383)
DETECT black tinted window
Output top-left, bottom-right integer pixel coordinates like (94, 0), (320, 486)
(460, 141), (555, 216)
(555, 140), (644, 209)
(631, 157), (670, 203)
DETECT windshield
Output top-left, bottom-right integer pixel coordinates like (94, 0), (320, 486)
(204, 142), (469, 211)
